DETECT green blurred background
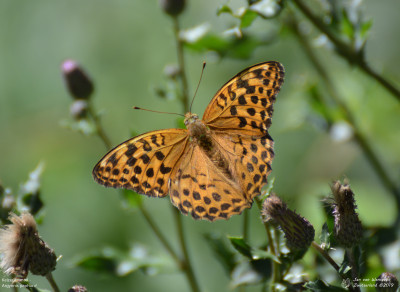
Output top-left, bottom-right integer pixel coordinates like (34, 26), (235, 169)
(1, 0), (400, 291)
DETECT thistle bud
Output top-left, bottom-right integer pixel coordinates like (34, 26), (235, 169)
(376, 272), (399, 292)
(159, 0), (185, 16)
(68, 285), (88, 292)
(62, 60), (94, 100)
(262, 194), (315, 251)
(0, 213), (57, 279)
(70, 99), (89, 120)
(330, 180), (362, 248)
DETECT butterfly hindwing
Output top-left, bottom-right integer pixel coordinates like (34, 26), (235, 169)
(169, 144), (251, 221)
(93, 129), (188, 197)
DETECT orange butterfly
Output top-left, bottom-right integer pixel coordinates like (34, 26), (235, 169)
(93, 61), (285, 221)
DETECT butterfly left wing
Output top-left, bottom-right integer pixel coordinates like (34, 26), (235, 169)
(93, 129), (188, 197)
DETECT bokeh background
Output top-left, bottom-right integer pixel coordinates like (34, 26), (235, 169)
(1, 0), (400, 291)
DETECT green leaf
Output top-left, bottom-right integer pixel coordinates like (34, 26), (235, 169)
(304, 280), (348, 291)
(19, 162), (45, 215)
(340, 9), (354, 39)
(73, 244), (166, 277)
(249, 0), (282, 19)
(229, 237), (253, 259)
(240, 9), (258, 28)
(203, 233), (236, 274)
(230, 259), (272, 287)
(76, 255), (117, 273)
(217, 4), (233, 16)
(360, 20), (373, 39)
(320, 223), (331, 250)
(184, 33), (266, 60)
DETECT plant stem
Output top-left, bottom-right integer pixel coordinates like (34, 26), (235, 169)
(255, 197), (280, 291)
(45, 273), (60, 292)
(346, 248), (361, 292)
(87, 106), (112, 149)
(173, 208), (201, 292)
(291, 0), (400, 103)
(139, 204), (181, 264)
(170, 14), (201, 292)
(173, 16), (190, 113)
(289, 15), (400, 214)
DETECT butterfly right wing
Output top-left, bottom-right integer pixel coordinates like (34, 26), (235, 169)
(93, 129), (188, 198)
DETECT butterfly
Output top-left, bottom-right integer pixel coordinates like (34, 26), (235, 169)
(93, 61), (285, 221)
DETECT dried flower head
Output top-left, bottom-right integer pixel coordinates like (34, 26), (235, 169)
(62, 60), (94, 100)
(262, 194), (315, 251)
(0, 213), (57, 279)
(330, 180), (362, 247)
(68, 285), (88, 292)
(159, 0), (185, 16)
(376, 272), (399, 292)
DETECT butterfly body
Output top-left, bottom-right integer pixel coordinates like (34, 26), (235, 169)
(93, 61), (285, 221)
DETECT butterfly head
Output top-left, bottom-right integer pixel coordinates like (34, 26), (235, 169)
(184, 112), (199, 127)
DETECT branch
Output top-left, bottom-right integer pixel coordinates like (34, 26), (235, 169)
(291, 0), (400, 103)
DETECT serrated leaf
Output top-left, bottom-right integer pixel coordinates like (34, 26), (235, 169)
(304, 279), (348, 291)
(240, 9), (258, 28)
(204, 233), (236, 274)
(230, 259), (272, 287)
(229, 237), (253, 259)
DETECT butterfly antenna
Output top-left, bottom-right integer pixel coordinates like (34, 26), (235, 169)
(189, 62), (206, 113)
(133, 107), (184, 117)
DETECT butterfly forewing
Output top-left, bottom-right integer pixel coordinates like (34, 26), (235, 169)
(93, 129), (188, 197)
(203, 61), (284, 136)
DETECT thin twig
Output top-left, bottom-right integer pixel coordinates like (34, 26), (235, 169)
(346, 248), (361, 292)
(255, 197), (280, 291)
(87, 107), (112, 149)
(45, 273), (60, 292)
(291, 0), (400, 103)
(173, 208), (201, 292)
(173, 16), (190, 113)
(289, 15), (400, 214)
(170, 14), (202, 292)
(139, 204), (181, 264)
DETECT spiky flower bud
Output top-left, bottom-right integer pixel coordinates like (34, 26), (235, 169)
(159, 0), (185, 16)
(68, 285), (88, 292)
(62, 60), (94, 100)
(70, 99), (89, 120)
(262, 194), (315, 251)
(331, 180), (362, 248)
(376, 272), (399, 292)
(0, 213), (57, 279)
